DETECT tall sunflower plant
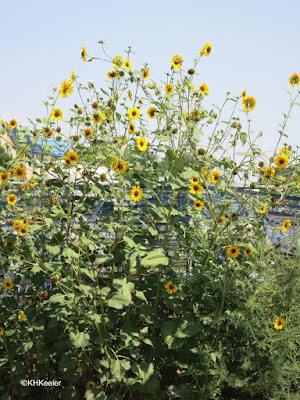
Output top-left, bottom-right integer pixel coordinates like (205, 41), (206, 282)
(0, 43), (299, 399)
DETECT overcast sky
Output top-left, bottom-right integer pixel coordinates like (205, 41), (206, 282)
(1, 0), (299, 156)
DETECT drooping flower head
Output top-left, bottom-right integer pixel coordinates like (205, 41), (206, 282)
(282, 219), (291, 233)
(147, 107), (157, 119)
(81, 47), (87, 62)
(289, 73), (299, 87)
(113, 56), (123, 69)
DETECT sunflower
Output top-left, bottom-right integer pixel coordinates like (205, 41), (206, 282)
(194, 200), (204, 210)
(242, 96), (256, 111)
(114, 161), (128, 174)
(199, 84), (209, 95)
(187, 83), (194, 90)
(241, 90), (247, 99)
(3, 279), (14, 289)
(150, 82), (156, 89)
(92, 112), (105, 124)
(18, 312), (26, 321)
(147, 107), (157, 119)
(289, 73), (300, 87)
(171, 55), (183, 69)
(128, 121), (135, 134)
(282, 219), (291, 233)
(280, 146), (292, 154)
(0, 327), (3, 336)
(29, 179), (36, 187)
(71, 70), (76, 82)
(13, 164), (26, 180)
(65, 158), (73, 168)
(115, 92), (119, 104)
(67, 152), (79, 163)
(245, 246), (253, 256)
(124, 59), (131, 70)
(59, 79), (74, 98)
(109, 157), (118, 169)
(51, 109), (63, 121)
(165, 281), (178, 294)
(86, 381), (96, 389)
(0, 171), (10, 184)
(18, 221), (29, 236)
(9, 119), (17, 129)
(107, 70), (119, 79)
(259, 203), (267, 214)
(81, 46), (87, 62)
(113, 56), (123, 69)
(265, 167), (275, 177)
(274, 317), (285, 330)
(165, 84), (174, 95)
(142, 69), (150, 80)
(190, 177), (199, 184)
(128, 108), (140, 120)
(210, 170), (221, 184)
(190, 183), (203, 195)
(1, 120), (6, 131)
(227, 246), (240, 258)
(136, 137), (148, 152)
(128, 90), (133, 101)
(13, 220), (23, 233)
(84, 128), (93, 138)
(275, 154), (289, 168)
(130, 186), (143, 202)
(19, 254), (25, 261)
(200, 42), (212, 57)
(7, 194), (17, 206)
(218, 216), (226, 224)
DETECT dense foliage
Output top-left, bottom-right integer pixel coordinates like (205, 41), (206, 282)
(0, 43), (299, 400)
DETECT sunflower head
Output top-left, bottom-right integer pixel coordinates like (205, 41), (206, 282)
(194, 200), (204, 210)
(190, 183), (203, 195)
(245, 246), (253, 256)
(259, 203), (267, 214)
(165, 281), (178, 294)
(124, 59), (131, 70)
(289, 73), (300, 87)
(0, 171), (10, 184)
(7, 194), (17, 206)
(200, 43), (212, 57)
(107, 70), (119, 79)
(142, 69), (150, 80)
(209, 170), (221, 184)
(130, 186), (143, 202)
(243, 96), (256, 111)
(59, 79), (74, 98)
(9, 119), (17, 129)
(136, 137), (148, 152)
(227, 246), (240, 258)
(3, 279), (14, 289)
(18, 312), (26, 321)
(199, 84), (209, 95)
(84, 128), (93, 138)
(282, 219), (291, 233)
(171, 55), (183, 69)
(13, 164), (26, 180)
(274, 317), (285, 330)
(128, 121), (135, 135)
(275, 153), (289, 169)
(165, 84), (174, 95)
(51, 109), (63, 121)
(114, 161), (128, 174)
(81, 46), (87, 62)
(128, 108), (140, 120)
(147, 107), (157, 119)
(113, 56), (123, 69)
(86, 381), (96, 389)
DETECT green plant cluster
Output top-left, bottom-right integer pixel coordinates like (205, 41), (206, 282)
(0, 43), (299, 400)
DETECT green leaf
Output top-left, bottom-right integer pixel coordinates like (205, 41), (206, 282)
(49, 293), (66, 303)
(46, 245), (60, 255)
(62, 247), (80, 259)
(141, 249), (169, 268)
(69, 330), (90, 349)
(132, 363), (154, 384)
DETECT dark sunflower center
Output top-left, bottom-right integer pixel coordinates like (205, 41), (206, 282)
(214, 175), (219, 180)
(134, 191), (139, 196)
(150, 111), (154, 116)
(200, 87), (204, 91)
(232, 249), (236, 253)
(70, 156), (75, 161)
(132, 111), (136, 116)
(174, 60), (179, 65)
(118, 164), (123, 169)
(279, 159), (284, 164)
(17, 170), (22, 175)
(193, 178), (197, 182)
(140, 141), (144, 146)
(55, 112), (60, 117)
(207, 47), (211, 53)
(3, 174), (7, 179)
(22, 228), (26, 233)
(169, 284), (174, 290)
